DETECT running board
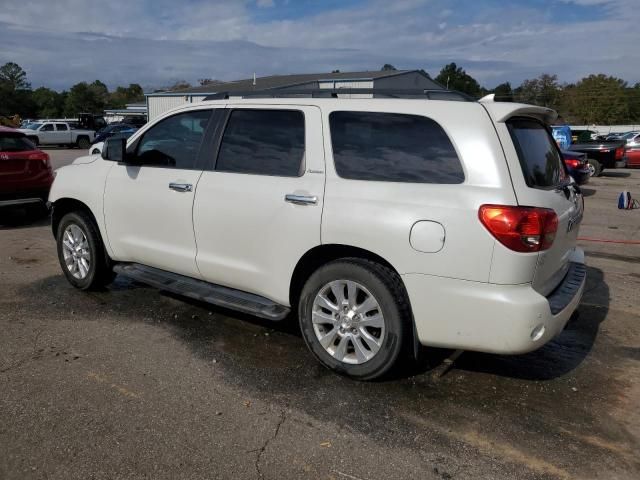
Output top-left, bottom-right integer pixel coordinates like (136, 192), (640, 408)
(112, 263), (290, 321)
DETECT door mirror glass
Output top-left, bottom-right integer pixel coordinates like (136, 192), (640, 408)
(102, 137), (126, 162)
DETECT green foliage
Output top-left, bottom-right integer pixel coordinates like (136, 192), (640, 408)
(492, 82), (514, 102)
(513, 74), (561, 108)
(558, 75), (629, 124)
(435, 63), (482, 98)
(0, 62), (30, 90)
(381, 64), (397, 71)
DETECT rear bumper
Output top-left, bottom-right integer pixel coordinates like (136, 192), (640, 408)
(403, 248), (586, 354)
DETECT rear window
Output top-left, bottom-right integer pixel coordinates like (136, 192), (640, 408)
(507, 117), (568, 188)
(329, 111), (464, 184)
(0, 134), (35, 152)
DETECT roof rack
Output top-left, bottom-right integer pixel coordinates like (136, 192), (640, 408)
(202, 88), (474, 102)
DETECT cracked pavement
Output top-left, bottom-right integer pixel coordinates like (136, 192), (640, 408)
(0, 151), (639, 479)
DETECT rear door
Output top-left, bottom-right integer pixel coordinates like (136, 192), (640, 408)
(193, 105), (325, 306)
(499, 116), (583, 295)
(54, 123), (72, 144)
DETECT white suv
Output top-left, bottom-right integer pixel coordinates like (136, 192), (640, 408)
(49, 90), (586, 380)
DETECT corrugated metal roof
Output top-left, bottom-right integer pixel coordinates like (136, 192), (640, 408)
(148, 70), (436, 96)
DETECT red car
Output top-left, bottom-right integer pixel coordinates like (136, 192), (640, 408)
(627, 145), (640, 168)
(0, 126), (54, 211)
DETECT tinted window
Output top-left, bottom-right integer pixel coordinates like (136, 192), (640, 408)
(56, 123), (69, 131)
(41, 124), (54, 131)
(216, 109), (305, 177)
(0, 134), (35, 152)
(329, 111), (464, 183)
(135, 110), (211, 168)
(507, 117), (567, 188)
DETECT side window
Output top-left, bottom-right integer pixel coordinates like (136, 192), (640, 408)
(216, 109), (305, 177)
(134, 110), (212, 168)
(56, 123), (69, 131)
(329, 111), (464, 184)
(40, 124), (54, 132)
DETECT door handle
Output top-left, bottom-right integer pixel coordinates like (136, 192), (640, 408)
(285, 194), (317, 205)
(169, 182), (193, 192)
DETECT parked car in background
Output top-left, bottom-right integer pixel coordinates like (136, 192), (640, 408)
(49, 93), (586, 379)
(561, 150), (590, 185)
(625, 132), (640, 168)
(92, 124), (137, 146)
(17, 121), (95, 149)
(569, 139), (626, 176)
(621, 131), (640, 144)
(0, 126), (53, 212)
(89, 130), (137, 155)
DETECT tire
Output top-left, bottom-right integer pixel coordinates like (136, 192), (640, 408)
(56, 211), (114, 290)
(298, 258), (410, 380)
(76, 137), (90, 150)
(587, 158), (601, 177)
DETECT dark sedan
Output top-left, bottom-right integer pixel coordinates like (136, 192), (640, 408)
(562, 150), (590, 185)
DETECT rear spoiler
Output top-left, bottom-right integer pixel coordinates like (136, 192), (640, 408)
(479, 99), (558, 125)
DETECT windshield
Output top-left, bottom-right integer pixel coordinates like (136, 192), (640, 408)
(621, 132), (638, 140)
(0, 134), (36, 152)
(508, 117), (568, 189)
(23, 123), (42, 130)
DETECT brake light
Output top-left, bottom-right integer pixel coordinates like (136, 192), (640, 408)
(565, 159), (580, 168)
(479, 205), (558, 252)
(615, 147), (624, 160)
(28, 152), (51, 169)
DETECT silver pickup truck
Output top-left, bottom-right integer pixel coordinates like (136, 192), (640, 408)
(18, 121), (95, 149)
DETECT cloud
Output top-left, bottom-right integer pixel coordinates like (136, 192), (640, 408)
(256, 0), (275, 7)
(0, 0), (637, 90)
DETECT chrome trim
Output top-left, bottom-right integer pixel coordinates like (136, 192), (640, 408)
(169, 183), (193, 192)
(285, 194), (318, 205)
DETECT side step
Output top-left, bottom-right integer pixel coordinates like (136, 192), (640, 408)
(112, 263), (290, 321)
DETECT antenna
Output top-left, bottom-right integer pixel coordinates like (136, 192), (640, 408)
(253, 72), (256, 87)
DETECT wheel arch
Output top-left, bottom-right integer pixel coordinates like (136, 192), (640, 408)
(290, 243), (420, 362)
(51, 198), (99, 240)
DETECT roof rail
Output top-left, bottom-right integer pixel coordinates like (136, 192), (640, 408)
(202, 88), (474, 102)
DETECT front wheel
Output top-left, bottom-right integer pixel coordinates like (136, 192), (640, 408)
(56, 211), (114, 290)
(298, 259), (410, 380)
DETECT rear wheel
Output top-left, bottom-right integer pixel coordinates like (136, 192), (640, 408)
(76, 137), (90, 149)
(587, 158), (602, 177)
(56, 211), (114, 290)
(298, 258), (410, 380)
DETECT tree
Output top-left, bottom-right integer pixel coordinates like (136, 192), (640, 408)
(435, 63), (482, 98)
(492, 82), (514, 102)
(381, 64), (397, 71)
(167, 80), (191, 91)
(559, 74), (629, 124)
(31, 87), (65, 118)
(64, 81), (108, 115)
(0, 62), (30, 90)
(0, 62), (34, 116)
(514, 74), (560, 108)
(109, 83), (144, 108)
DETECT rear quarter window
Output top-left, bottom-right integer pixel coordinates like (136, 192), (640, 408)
(0, 134), (35, 152)
(507, 117), (568, 189)
(329, 111), (464, 184)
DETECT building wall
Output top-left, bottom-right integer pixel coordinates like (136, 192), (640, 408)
(147, 95), (209, 121)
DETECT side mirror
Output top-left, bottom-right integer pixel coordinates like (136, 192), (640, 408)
(102, 138), (126, 162)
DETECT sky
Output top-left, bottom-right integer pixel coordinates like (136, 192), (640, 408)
(0, 0), (638, 91)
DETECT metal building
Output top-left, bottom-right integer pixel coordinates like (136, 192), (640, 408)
(145, 70), (443, 121)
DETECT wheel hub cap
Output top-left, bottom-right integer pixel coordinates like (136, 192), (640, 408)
(61, 224), (91, 280)
(311, 280), (385, 365)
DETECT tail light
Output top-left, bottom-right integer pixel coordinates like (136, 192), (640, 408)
(28, 152), (52, 170)
(565, 159), (580, 169)
(615, 147), (624, 160)
(479, 205), (558, 253)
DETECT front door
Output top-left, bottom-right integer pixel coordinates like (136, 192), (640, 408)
(103, 108), (216, 278)
(193, 106), (325, 305)
(38, 123), (56, 143)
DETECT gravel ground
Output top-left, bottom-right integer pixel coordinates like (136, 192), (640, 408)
(1, 150), (639, 480)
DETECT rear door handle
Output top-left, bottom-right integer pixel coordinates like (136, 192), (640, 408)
(285, 194), (317, 205)
(169, 182), (193, 192)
